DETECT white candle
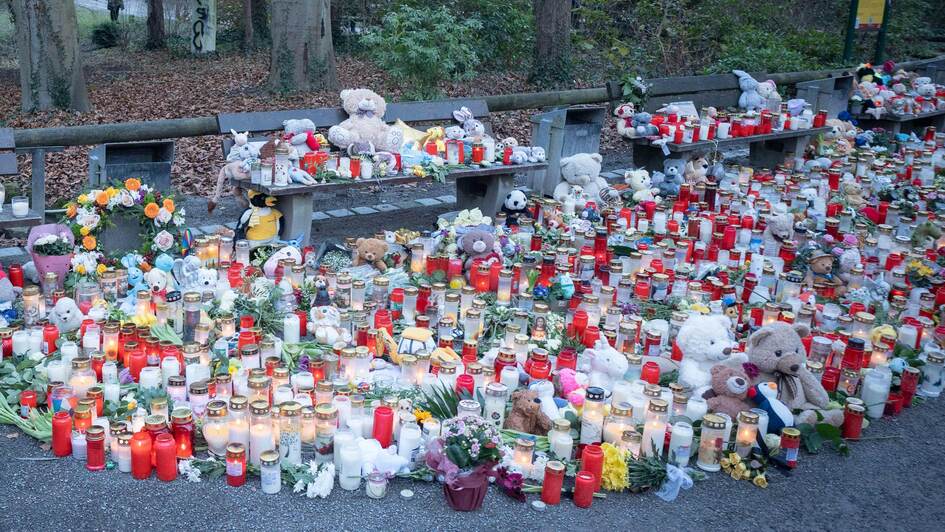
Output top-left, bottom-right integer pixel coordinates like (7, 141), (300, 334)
(685, 397), (708, 422)
(139, 367), (162, 392)
(338, 443), (362, 491)
(333, 396), (352, 428)
(333, 429), (355, 470)
(12, 330), (30, 357)
(717, 122), (731, 139)
(104, 382), (120, 404)
(250, 424), (274, 466)
(273, 385), (294, 405)
(46, 360), (67, 384)
(82, 328), (100, 356)
(397, 422), (422, 462)
(291, 372), (314, 393)
(653, 211), (667, 234)
(293, 393), (313, 407)
(668, 421), (694, 467)
(102, 361), (118, 384)
(500, 366), (519, 392)
(11, 196), (29, 217)
(117, 442), (131, 472)
(229, 418), (250, 448)
(203, 423), (229, 455)
(283, 314), (300, 345)
(28, 329), (43, 356)
(71, 431), (87, 460)
(161, 357), (180, 387)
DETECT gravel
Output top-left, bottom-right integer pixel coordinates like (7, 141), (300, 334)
(1, 397), (943, 531)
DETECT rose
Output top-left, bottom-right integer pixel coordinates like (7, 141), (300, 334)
(156, 207), (172, 225)
(153, 230), (174, 251)
(120, 190), (135, 208)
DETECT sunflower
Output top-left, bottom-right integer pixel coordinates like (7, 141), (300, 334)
(125, 178), (141, 191)
(144, 202), (160, 219)
(162, 198), (175, 213)
(95, 191), (109, 206)
(66, 204), (77, 218)
(82, 235), (97, 250)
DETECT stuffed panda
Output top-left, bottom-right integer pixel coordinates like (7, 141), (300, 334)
(501, 189), (528, 227)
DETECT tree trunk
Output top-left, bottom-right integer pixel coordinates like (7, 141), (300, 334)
(268, 0), (338, 92)
(251, 0), (269, 45)
(146, 0), (166, 49)
(530, 0), (572, 85)
(9, 0), (90, 112)
(242, 0), (254, 52)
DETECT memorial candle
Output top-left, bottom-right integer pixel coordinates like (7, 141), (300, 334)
(130, 431), (153, 479)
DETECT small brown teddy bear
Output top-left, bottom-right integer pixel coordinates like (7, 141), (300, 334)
(745, 322), (844, 426)
(841, 181), (867, 210)
(803, 250), (845, 296)
(352, 237), (389, 272)
(503, 389), (553, 436)
(703, 364), (753, 419)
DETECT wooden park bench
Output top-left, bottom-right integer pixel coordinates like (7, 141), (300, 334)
(217, 99), (546, 245)
(0, 128), (46, 231)
(851, 108), (945, 136)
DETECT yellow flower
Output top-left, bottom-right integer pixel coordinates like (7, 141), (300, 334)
(727, 452), (741, 464)
(600, 443), (629, 492)
(730, 470), (741, 480)
(735, 462), (748, 474)
(106, 187), (118, 198)
(96, 264), (107, 275)
(80, 226), (90, 236)
(413, 408), (432, 425)
(411, 165), (427, 178)
(78, 194), (89, 204)
(131, 314), (156, 327)
(741, 470), (752, 480)
(720, 457), (731, 469)
(753, 474), (768, 488)
(76, 264), (87, 275)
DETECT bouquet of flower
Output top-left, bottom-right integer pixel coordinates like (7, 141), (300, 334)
(425, 415), (503, 486)
(31, 234), (72, 256)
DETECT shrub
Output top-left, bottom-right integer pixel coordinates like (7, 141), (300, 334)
(90, 21), (127, 49)
(359, 5), (481, 99)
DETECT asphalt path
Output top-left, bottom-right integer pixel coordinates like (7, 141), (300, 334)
(1, 395), (944, 532)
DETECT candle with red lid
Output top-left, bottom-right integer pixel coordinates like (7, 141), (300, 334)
(372, 406), (394, 448)
(573, 471), (596, 508)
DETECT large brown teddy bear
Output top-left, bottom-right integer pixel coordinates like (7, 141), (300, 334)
(703, 364), (753, 419)
(352, 237), (389, 272)
(503, 389), (552, 435)
(745, 322), (844, 426)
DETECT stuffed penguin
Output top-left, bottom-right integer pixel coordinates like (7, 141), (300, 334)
(235, 190), (282, 249)
(501, 189), (528, 227)
(748, 382), (794, 434)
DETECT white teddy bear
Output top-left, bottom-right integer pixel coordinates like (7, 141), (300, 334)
(49, 297), (85, 333)
(733, 70), (765, 112)
(613, 103), (636, 138)
(676, 314), (746, 395)
(584, 337), (629, 393)
(308, 306), (351, 345)
(552, 152), (610, 205)
(624, 169), (658, 203)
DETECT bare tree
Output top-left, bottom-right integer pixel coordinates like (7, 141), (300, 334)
(9, 0), (90, 112)
(530, 0), (572, 85)
(269, 0), (338, 92)
(146, 0), (166, 49)
(243, 0), (254, 52)
(251, 0), (269, 44)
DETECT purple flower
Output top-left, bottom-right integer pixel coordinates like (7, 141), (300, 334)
(497, 467), (526, 502)
(297, 355), (310, 372)
(119, 368), (134, 385)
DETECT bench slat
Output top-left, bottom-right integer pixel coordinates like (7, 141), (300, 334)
(0, 152), (17, 175)
(0, 128), (13, 150)
(852, 109), (945, 123)
(630, 126), (831, 153)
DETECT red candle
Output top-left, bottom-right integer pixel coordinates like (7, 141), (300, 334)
(374, 310), (394, 335)
(128, 347), (147, 382)
(42, 324), (59, 355)
(570, 311), (588, 339)
(502, 146), (513, 165)
(582, 326), (600, 348)
(172, 413), (194, 459)
(51, 411), (72, 457)
(573, 470), (596, 508)
(295, 310), (308, 338)
(131, 431), (153, 480)
(841, 404), (864, 439)
(581, 443), (604, 492)
(85, 426), (106, 471)
(556, 348), (577, 370)
(541, 461), (566, 505)
(456, 374), (475, 396)
(226, 443), (247, 487)
(641, 361), (661, 384)
(240, 315), (255, 330)
(822, 367), (840, 392)
(372, 406), (394, 448)
(899, 367), (920, 406)
(8, 264), (24, 287)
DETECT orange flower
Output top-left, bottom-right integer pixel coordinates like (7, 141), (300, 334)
(144, 202), (159, 219)
(139, 262), (152, 273)
(66, 204), (77, 218)
(162, 198), (175, 214)
(95, 191), (108, 206)
(82, 235), (97, 251)
(124, 178), (141, 191)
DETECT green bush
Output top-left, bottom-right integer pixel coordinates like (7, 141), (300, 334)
(90, 21), (127, 48)
(360, 6), (482, 99)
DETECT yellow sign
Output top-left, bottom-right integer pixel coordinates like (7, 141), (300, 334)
(856, 0), (886, 30)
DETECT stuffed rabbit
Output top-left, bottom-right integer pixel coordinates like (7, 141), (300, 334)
(732, 70), (765, 112)
(212, 129), (260, 213)
(453, 106), (487, 141)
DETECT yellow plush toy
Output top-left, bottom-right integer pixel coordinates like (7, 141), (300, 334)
(236, 190), (281, 248)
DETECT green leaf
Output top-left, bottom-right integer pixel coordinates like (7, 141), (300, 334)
(445, 443), (471, 469)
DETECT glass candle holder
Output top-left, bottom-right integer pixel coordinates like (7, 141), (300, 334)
(579, 387), (606, 445)
(697, 414), (727, 471)
(641, 399), (669, 457)
(735, 411), (759, 457)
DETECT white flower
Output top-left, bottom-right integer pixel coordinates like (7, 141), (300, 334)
(307, 460), (321, 476)
(120, 190), (135, 208)
(153, 230), (175, 251)
(34, 235), (62, 246)
(293, 479), (306, 493)
(156, 207), (172, 225)
(308, 463), (334, 498)
(178, 460), (202, 483)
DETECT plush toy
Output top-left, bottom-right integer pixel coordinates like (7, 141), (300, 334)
(209, 130), (260, 213)
(452, 106), (488, 142)
(194, 268), (218, 296)
(756, 79), (782, 111)
(529, 380), (562, 421)
(552, 153), (608, 203)
(748, 382), (794, 434)
(631, 112), (659, 137)
(49, 297), (84, 333)
(236, 191), (282, 249)
(763, 209), (795, 247)
(143, 269), (169, 301)
(396, 327), (437, 358)
(613, 103), (636, 138)
(733, 70), (765, 111)
(556, 367), (589, 407)
(684, 155), (710, 185)
(841, 180), (867, 210)
(745, 322), (844, 426)
(623, 169), (658, 203)
(308, 306), (350, 345)
(676, 314), (744, 394)
(262, 246), (302, 279)
(351, 237), (389, 272)
(703, 364), (753, 419)
(916, 81), (937, 113)
(802, 250), (844, 295)
(504, 389), (553, 436)
(282, 118), (320, 153)
(458, 229), (497, 271)
(585, 337), (629, 393)
(650, 159), (686, 197)
(328, 88), (403, 153)
(501, 189), (528, 226)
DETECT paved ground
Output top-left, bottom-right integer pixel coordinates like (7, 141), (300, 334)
(1, 396), (943, 531)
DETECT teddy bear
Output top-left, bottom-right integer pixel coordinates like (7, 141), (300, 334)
(352, 237), (389, 272)
(702, 364), (753, 419)
(584, 337), (628, 394)
(282, 118), (321, 154)
(915, 80), (937, 113)
(841, 180), (867, 210)
(328, 88), (403, 153)
(308, 305), (350, 345)
(802, 250), (844, 296)
(613, 102), (636, 138)
(458, 229), (497, 272)
(556, 367), (589, 407)
(501, 189), (528, 227)
(756, 79), (782, 112)
(623, 169), (659, 203)
(744, 322), (844, 426)
(552, 153), (609, 205)
(676, 314), (745, 395)
(143, 269), (169, 301)
(733, 70), (765, 111)
(684, 155), (710, 185)
(650, 158), (686, 196)
(195, 268), (218, 296)
(210, 130), (259, 213)
(763, 209), (795, 248)
(631, 112), (659, 137)
(503, 389), (553, 436)
(49, 297), (84, 333)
